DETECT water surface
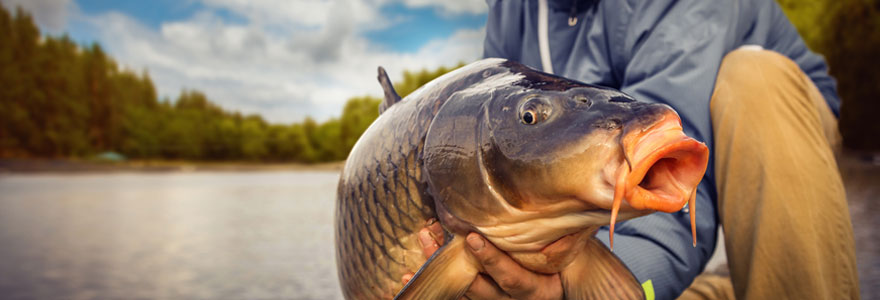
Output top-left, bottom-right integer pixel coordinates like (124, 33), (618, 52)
(1, 156), (877, 299)
(0, 171), (342, 299)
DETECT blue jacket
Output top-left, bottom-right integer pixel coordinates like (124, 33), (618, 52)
(484, 0), (840, 298)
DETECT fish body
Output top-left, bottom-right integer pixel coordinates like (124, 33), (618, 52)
(334, 59), (709, 299)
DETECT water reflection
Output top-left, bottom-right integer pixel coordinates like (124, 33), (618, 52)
(0, 171), (342, 299)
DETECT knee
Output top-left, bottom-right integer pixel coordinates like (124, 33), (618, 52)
(713, 47), (805, 110)
(719, 47), (800, 79)
(718, 47), (801, 90)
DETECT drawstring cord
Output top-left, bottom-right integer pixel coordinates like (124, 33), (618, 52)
(537, 0), (554, 74)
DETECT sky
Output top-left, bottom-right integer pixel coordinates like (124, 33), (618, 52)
(1, 0), (488, 123)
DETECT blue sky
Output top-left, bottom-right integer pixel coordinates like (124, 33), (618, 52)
(365, 3), (487, 52)
(76, 1), (213, 29)
(3, 0), (488, 122)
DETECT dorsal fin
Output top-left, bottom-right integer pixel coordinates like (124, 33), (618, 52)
(377, 66), (402, 114)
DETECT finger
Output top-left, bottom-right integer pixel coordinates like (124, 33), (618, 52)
(418, 228), (440, 259)
(426, 218), (445, 244)
(464, 274), (513, 300)
(401, 273), (414, 285)
(465, 233), (536, 298)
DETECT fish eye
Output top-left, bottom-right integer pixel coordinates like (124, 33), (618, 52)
(522, 110), (536, 124)
(519, 96), (551, 125)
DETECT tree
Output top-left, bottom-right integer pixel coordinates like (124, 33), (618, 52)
(0, 4), (470, 162)
(339, 96), (381, 155)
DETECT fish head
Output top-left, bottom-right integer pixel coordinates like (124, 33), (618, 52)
(423, 60), (708, 273)
(484, 85), (708, 216)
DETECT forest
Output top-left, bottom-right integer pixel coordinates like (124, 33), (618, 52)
(0, 1), (877, 164)
(0, 5), (460, 163)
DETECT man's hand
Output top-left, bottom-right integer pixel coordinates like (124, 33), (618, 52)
(401, 219), (563, 300)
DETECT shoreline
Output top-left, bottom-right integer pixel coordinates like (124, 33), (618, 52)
(0, 158), (345, 174)
(1, 150), (876, 174)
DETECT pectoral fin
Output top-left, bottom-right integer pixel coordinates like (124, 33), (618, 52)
(561, 237), (645, 300)
(394, 234), (478, 300)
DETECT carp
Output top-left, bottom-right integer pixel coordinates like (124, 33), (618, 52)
(334, 58), (709, 299)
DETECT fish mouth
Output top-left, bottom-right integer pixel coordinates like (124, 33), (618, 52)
(608, 110), (709, 249)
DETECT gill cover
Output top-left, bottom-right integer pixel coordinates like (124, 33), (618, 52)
(422, 90), (497, 232)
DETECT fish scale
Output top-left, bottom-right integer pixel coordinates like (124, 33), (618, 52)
(335, 87), (450, 299)
(335, 60), (540, 299)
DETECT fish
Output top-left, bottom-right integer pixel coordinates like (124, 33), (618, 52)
(334, 58), (709, 300)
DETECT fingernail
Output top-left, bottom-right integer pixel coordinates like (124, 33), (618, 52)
(425, 218), (437, 226)
(466, 233), (484, 251)
(419, 230), (434, 248)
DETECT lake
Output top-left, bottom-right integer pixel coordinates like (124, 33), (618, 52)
(0, 171), (343, 299)
(0, 155), (877, 299)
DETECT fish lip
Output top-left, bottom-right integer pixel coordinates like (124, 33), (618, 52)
(619, 113), (709, 212)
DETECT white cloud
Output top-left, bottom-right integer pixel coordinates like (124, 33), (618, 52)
(401, 0), (487, 15)
(1, 0), (74, 32)
(197, 0), (388, 31)
(77, 1), (485, 123)
(199, 0), (335, 27)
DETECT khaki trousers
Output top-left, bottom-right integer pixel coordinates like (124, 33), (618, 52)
(679, 48), (859, 300)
